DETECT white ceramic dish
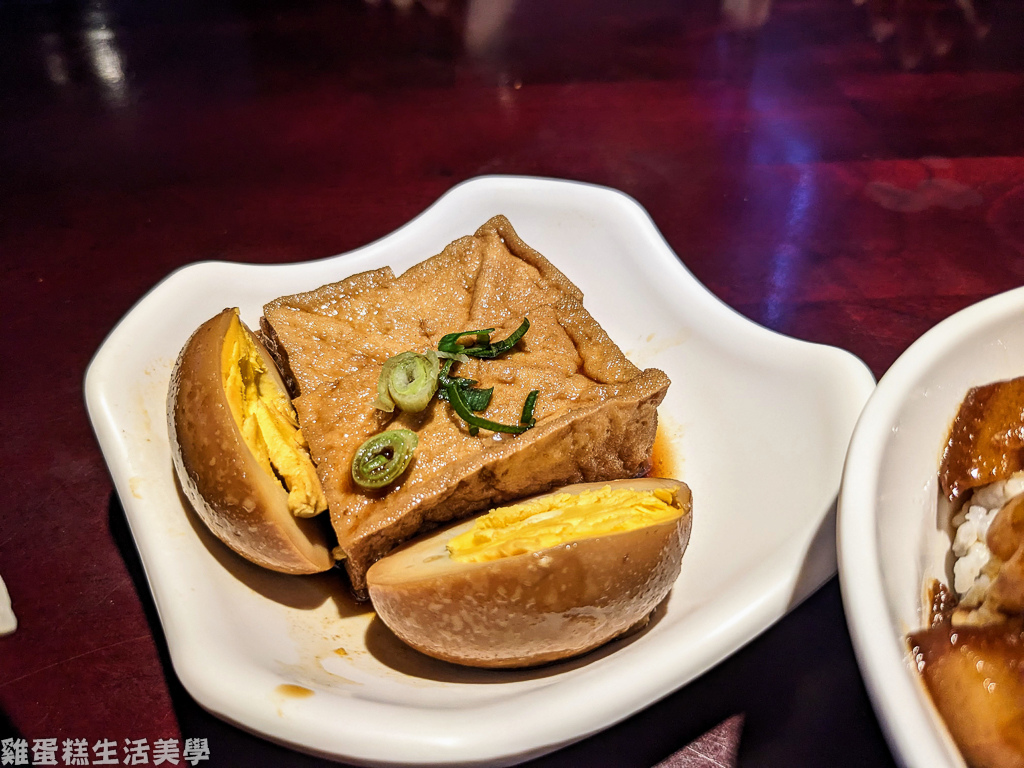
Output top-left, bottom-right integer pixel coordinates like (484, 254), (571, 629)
(839, 286), (1024, 768)
(86, 175), (874, 767)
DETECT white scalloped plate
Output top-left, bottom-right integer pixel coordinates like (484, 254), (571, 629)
(86, 176), (874, 766)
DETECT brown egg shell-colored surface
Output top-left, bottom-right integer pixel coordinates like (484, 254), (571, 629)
(168, 308), (334, 575)
(367, 478), (692, 667)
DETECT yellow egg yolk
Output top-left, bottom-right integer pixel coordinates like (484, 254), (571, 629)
(221, 310), (328, 518)
(447, 485), (683, 563)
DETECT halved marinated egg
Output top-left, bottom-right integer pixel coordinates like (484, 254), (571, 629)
(168, 308), (334, 574)
(366, 477), (692, 667)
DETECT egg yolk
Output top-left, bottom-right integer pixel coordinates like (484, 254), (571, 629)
(221, 310), (328, 518)
(447, 486), (683, 563)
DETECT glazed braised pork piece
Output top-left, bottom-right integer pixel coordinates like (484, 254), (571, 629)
(260, 216), (671, 596)
(909, 602), (1024, 768)
(940, 376), (1024, 503)
(941, 377), (1024, 626)
(910, 376), (1024, 768)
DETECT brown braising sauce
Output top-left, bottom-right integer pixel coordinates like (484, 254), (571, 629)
(274, 684), (314, 699)
(648, 427), (677, 480)
(909, 582), (1024, 768)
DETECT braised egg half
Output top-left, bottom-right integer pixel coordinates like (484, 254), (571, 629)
(168, 308), (334, 574)
(366, 477), (692, 667)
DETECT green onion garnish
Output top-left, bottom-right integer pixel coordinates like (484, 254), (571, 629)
(444, 382), (530, 437)
(351, 429), (418, 489)
(367, 319), (538, 458)
(479, 318), (530, 358)
(437, 358), (493, 411)
(520, 390), (539, 427)
(439, 382), (493, 412)
(438, 328), (493, 355)
(373, 351), (439, 413)
(437, 319), (530, 359)
(437, 320), (536, 434)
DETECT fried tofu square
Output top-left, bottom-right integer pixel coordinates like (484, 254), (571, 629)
(261, 215), (670, 595)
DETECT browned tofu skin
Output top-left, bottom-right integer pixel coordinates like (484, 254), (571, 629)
(940, 377), (1024, 502)
(261, 216), (670, 596)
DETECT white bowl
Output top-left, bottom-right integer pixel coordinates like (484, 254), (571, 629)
(839, 286), (1024, 768)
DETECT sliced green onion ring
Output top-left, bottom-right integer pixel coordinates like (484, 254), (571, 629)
(374, 351), (439, 413)
(351, 429), (419, 489)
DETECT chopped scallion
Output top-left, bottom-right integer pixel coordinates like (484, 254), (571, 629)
(437, 319), (530, 359)
(351, 430), (418, 489)
(373, 351), (439, 413)
(444, 382), (530, 436)
(520, 390), (539, 427)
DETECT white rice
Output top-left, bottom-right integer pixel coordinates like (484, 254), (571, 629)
(950, 470), (1024, 613)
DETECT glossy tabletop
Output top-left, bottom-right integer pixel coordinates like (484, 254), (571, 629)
(2, 0), (1023, 766)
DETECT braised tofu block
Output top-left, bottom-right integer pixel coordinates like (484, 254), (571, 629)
(261, 216), (670, 595)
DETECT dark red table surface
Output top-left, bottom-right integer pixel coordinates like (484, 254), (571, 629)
(2, 0), (1023, 765)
